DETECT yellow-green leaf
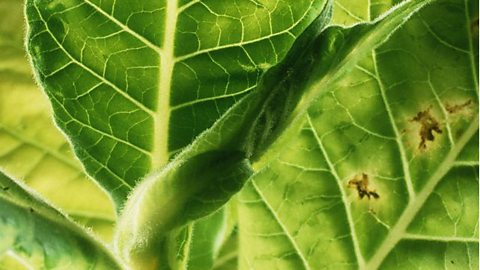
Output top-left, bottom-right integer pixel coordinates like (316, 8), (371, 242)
(0, 0), (115, 241)
(0, 171), (124, 269)
(238, 0), (478, 269)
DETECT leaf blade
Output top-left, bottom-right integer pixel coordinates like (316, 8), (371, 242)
(26, 0), (330, 206)
(0, 0), (115, 240)
(0, 171), (124, 270)
(238, 0), (479, 269)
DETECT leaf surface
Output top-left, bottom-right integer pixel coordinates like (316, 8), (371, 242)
(114, 5), (335, 269)
(26, 0), (330, 205)
(0, 0), (115, 240)
(212, 230), (239, 270)
(26, 0), (333, 267)
(186, 206), (234, 270)
(238, 0), (479, 269)
(115, 0), (435, 267)
(0, 171), (124, 270)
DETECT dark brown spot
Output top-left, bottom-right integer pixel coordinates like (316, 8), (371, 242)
(411, 108), (442, 150)
(2, 186), (9, 191)
(348, 173), (380, 200)
(445, 100), (472, 114)
(450, 260), (454, 264)
(471, 17), (479, 39)
(29, 208), (34, 213)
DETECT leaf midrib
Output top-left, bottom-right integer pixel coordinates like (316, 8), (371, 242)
(33, 0), (174, 179)
(403, 233), (479, 243)
(364, 1), (479, 267)
(247, 1), (477, 269)
(152, 0), (178, 169)
(463, 0), (479, 94)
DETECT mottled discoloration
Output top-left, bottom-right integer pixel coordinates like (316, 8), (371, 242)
(348, 173), (380, 200)
(445, 100), (472, 114)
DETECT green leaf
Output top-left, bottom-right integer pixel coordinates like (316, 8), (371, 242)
(115, 150), (253, 269)
(332, 0), (369, 25)
(160, 209), (237, 270)
(331, 0), (400, 25)
(114, 5), (335, 268)
(0, 252), (32, 270)
(212, 230), (239, 270)
(26, 0), (331, 206)
(163, 209), (234, 270)
(0, 171), (124, 269)
(0, 0), (115, 240)
(238, 0), (478, 269)
(186, 206), (234, 270)
(163, 203), (237, 270)
(115, 0), (440, 267)
(26, 1), (333, 267)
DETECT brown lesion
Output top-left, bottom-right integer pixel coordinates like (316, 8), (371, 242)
(445, 99), (473, 114)
(411, 108), (442, 150)
(348, 173), (379, 200)
(471, 17), (479, 39)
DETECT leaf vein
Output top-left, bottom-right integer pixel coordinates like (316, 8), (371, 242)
(250, 181), (312, 270)
(307, 114), (365, 268)
(32, 3), (155, 116)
